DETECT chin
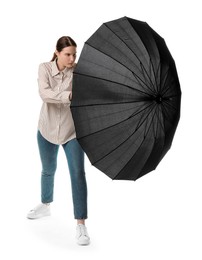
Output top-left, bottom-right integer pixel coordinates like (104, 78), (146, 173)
(66, 64), (73, 68)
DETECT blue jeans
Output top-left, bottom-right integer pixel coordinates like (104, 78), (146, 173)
(37, 131), (87, 219)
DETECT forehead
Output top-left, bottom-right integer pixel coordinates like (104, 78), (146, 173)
(61, 46), (76, 54)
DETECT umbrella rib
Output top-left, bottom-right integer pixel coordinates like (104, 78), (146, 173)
(83, 103), (156, 167)
(85, 42), (155, 95)
(103, 23), (157, 92)
(72, 101), (144, 108)
(132, 67), (155, 95)
(159, 67), (180, 99)
(137, 59), (158, 93)
(160, 67), (171, 96)
(153, 59), (161, 93)
(153, 105), (165, 137)
(140, 103), (157, 138)
(113, 104), (159, 180)
(76, 104), (144, 123)
(130, 102), (154, 133)
(73, 71), (154, 100)
(162, 98), (178, 112)
(111, 132), (147, 180)
(78, 102), (154, 142)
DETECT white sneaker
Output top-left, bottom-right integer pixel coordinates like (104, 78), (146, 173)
(76, 224), (90, 245)
(27, 203), (51, 219)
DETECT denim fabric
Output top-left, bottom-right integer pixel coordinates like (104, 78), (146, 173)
(37, 130), (87, 219)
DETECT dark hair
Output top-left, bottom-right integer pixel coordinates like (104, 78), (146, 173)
(51, 36), (77, 61)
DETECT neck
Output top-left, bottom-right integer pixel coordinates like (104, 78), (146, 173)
(56, 59), (65, 71)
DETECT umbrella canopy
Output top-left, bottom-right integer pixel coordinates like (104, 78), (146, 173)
(70, 16), (181, 181)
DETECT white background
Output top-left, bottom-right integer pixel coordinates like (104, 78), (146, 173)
(0, 0), (201, 259)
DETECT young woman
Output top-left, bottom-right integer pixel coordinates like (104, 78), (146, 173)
(27, 36), (90, 246)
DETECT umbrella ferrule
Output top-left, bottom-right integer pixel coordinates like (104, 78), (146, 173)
(155, 95), (163, 104)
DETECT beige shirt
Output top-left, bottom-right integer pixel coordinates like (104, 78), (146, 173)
(38, 60), (76, 144)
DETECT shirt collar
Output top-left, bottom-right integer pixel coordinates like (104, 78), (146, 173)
(51, 59), (60, 77)
(51, 59), (72, 77)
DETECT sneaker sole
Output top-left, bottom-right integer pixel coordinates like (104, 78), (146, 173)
(77, 238), (90, 246)
(27, 212), (51, 219)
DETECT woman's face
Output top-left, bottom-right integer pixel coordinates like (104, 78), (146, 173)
(56, 46), (77, 70)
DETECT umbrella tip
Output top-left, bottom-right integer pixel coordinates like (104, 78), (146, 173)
(155, 95), (163, 104)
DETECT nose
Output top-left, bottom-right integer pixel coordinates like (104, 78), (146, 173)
(70, 55), (75, 62)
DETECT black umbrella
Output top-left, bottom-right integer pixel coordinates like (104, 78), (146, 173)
(71, 17), (181, 181)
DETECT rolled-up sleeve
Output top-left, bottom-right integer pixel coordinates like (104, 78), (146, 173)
(38, 63), (71, 104)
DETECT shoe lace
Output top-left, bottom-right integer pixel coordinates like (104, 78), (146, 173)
(78, 225), (88, 237)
